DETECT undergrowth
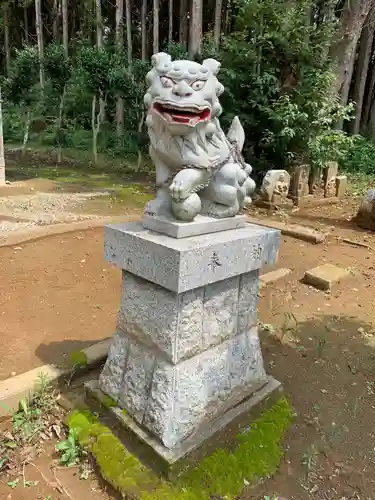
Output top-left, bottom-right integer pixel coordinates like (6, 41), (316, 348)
(65, 397), (294, 500)
(0, 373), (63, 480)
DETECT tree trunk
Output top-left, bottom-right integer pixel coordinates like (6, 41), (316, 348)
(153, 0), (159, 54)
(189, 0), (203, 57)
(62, 0), (69, 57)
(92, 94), (106, 164)
(0, 89), (5, 186)
(24, 7), (29, 45)
(4, 5), (11, 75)
(116, 0), (124, 139)
(56, 85), (66, 163)
(179, 0), (188, 47)
(96, 0), (103, 49)
(351, 9), (375, 134)
(169, 0), (173, 45)
(141, 0), (147, 60)
(125, 0), (132, 67)
(362, 55), (375, 127)
(95, 0), (105, 118)
(214, 0), (223, 49)
(53, 0), (59, 41)
(329, 0), (373, 110)
(22, 110), (31, 156)
(35, 0), (45, 90)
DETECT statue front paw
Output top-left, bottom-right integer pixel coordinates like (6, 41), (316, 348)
(169, 178), (191, 202)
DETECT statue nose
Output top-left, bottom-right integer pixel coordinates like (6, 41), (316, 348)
(173, 81), (193, 97)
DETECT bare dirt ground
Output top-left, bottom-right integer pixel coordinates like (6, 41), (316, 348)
(1, 160), (375, 499)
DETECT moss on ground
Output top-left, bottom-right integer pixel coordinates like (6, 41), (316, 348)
(69, 350), (88, 368)
(65, 398), (293, 500)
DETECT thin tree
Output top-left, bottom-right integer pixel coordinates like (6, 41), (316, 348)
(53, 0), (59, 41)
(189, 0), (203, 57)
(96, 0), (105, 117)
(125, 0), (132, 67)
(214, 0), (223, 49)
(141, 0), (147, 60)
(4, 4), (11, 75)
(62, 0), (69, 57)
(0, 89), (5, 186)
(153, 0), (159, 54)
(35, 0), (45, 89)
(169, 0), (173, 44)
(96, 0), (103, 48)
(179, 0), (188, 47)
(24, 5), (29, 44)
(116, 0), (124, 139)
(362, 50), (375, 127)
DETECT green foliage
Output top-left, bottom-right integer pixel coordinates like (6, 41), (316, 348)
(56, 428), (81, 466)
(340, 135), (375, 175)
(45, 44), (72, 94)
(0, 0), (356, 172)
(3, 47), (39, 106)
(65, 398), (293, 500)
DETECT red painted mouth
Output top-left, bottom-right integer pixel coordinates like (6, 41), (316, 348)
(153, 102), (210, 124)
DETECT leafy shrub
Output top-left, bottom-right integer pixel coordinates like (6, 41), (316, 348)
(340, 135), (375, 175)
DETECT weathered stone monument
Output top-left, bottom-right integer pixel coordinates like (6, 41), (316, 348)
(91, 53), (281, 471)
(258, 169), (292, 208)
(355, 189), (375, 231)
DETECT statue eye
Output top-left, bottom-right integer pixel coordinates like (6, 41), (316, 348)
(191, 80), (206, 91)
(160, 76), (174, 88)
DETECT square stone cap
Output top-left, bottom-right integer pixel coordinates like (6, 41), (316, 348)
(104, 222), (280, 293)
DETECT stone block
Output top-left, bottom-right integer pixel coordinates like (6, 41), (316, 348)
(142, 214), (247, 238)
(116, 270), (259, 364)
(100, 326), (266, 449)
(143, 326), (266, 448)
(85, 376), (283, 475)
(335, 175), (347, 199)
(99, 333), (128, 401)
(289, 164), (310, 203)
(324, 161), (338, 197)
(303, 263), (350, 291)
(355, 189), (375, 231)
(104, 222), (280, 293)
(260, 268), (292, 288)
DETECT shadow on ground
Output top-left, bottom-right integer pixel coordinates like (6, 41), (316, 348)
(35, 338), (111, 370)
(250, 313), (375, 499)
(34, 314), (375, 499)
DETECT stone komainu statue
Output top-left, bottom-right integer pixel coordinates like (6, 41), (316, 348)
(143, 52), (256, 221)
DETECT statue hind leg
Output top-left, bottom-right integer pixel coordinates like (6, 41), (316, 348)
(201, 182), (239, 218)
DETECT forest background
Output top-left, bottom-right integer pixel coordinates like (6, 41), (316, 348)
(1, 0), (375, 181)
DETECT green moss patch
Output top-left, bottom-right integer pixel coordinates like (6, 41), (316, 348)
(69, 350), (88, 368)
(65, 398), (293, 500)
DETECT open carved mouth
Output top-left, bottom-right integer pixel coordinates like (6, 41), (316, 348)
(153, 102), (211, 125)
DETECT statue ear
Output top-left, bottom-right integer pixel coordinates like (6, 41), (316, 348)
(151, 52), (172, 69)
(202, 58), (221, 75)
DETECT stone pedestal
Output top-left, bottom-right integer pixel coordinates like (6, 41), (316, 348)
(99, 221), (280, 454)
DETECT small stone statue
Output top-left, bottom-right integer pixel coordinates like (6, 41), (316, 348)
(260, 170), (291, 206)
(143, 52), (256, 221)
(355, 189), (375, 231)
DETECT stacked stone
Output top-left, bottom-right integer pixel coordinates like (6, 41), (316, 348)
(99, 221), (280, 450)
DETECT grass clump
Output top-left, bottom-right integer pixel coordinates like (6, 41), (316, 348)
(65, 398), (293, 500)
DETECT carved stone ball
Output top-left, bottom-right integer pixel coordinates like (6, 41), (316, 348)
(171, 193), (201, 221)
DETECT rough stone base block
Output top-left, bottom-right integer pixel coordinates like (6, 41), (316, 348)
(86, 376), (283, 477)
(100, 326), (267, 449)
(142, 214), (247, 238)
